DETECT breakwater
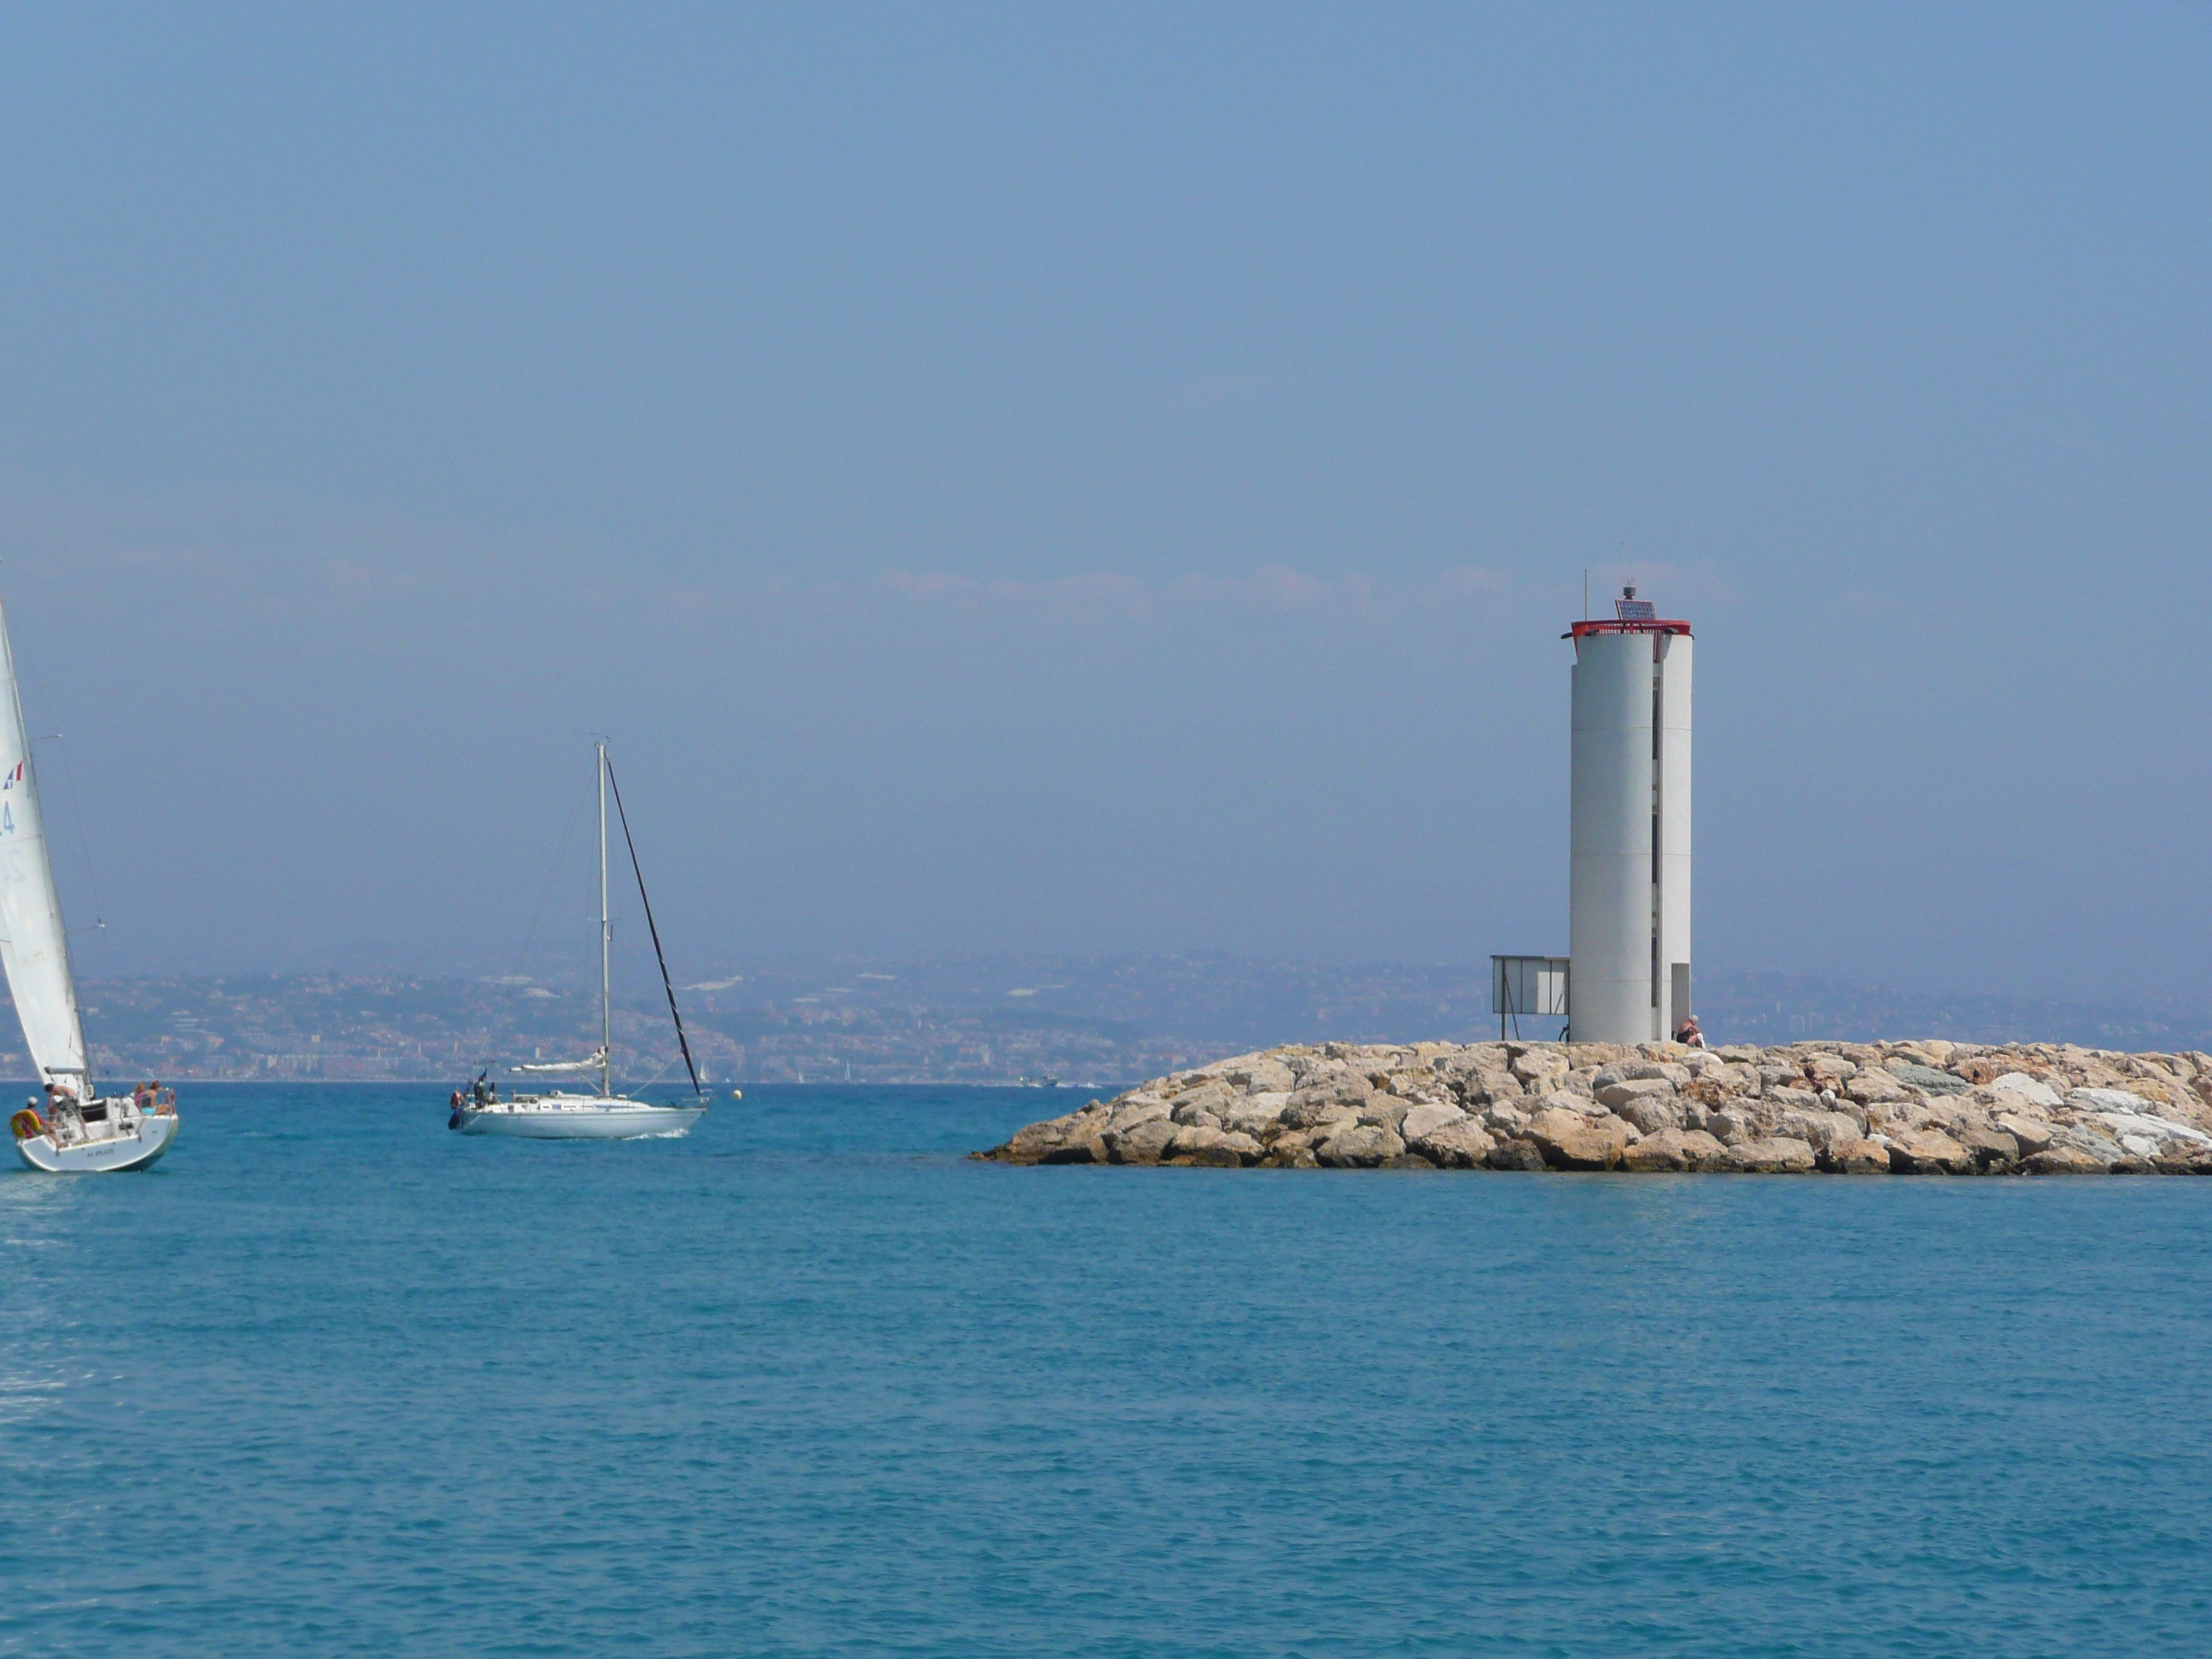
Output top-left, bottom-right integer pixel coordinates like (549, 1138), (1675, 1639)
(976, 1039), (2212, 1173)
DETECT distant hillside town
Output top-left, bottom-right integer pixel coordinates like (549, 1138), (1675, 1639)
(20, 958), (2212, 1088)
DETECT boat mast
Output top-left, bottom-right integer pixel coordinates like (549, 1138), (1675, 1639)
(598, 740), (612, 1100)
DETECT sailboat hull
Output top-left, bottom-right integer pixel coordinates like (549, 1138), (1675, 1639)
(451, 1098), (705, 1141)
(15, 1109), (179, 1173)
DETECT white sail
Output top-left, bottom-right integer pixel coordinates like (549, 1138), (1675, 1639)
(0, 582), (86, 1097)
(513, 1048), (606, 1075)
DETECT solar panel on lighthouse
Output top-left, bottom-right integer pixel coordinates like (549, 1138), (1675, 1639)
(1614, 595), (1656, 621)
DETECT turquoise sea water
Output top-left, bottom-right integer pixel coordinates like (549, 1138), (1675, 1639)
(4, 1082), (2211, 1656)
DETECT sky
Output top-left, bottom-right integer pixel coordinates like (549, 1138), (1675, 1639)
(0, 4), (2207, 999)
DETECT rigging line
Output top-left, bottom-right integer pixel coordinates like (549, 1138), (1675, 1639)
(603, 758), (702, 1100)
(471, 770), (595, 1079)
(47, 736), (109, 952)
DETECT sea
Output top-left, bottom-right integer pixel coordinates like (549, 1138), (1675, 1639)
(4, 1082), (2210, 1657)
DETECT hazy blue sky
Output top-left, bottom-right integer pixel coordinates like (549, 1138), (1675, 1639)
(1, 4), (2206, 997)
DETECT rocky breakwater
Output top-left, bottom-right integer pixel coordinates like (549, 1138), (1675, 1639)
(974, 1039), (2212, 1174)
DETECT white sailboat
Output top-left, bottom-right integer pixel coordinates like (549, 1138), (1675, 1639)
(0, 579), (180, 1174)
(449, 742), (706, 1141)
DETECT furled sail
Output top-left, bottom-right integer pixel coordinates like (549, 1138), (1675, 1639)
(513, 1048), (607, 1075)
(0, 583), (86, 1096)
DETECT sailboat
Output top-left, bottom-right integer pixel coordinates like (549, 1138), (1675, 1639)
(0, 579), (180, 1173)
(449, 742), (706, 1141)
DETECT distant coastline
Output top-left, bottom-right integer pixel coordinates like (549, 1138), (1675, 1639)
(49, 963), (2212, 1090)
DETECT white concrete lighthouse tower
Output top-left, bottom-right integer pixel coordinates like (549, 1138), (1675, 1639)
(1568, 588), (1692, 1045)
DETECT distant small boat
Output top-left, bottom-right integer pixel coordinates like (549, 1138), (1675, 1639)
(0, 575), (180, 1173)
(450, 742), (706, 1141)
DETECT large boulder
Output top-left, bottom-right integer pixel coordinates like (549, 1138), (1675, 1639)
(1226, 1058), (1295, 1092)
(1400, 1101), (1469, 1143)
(1509, 1047), (1571, 1092)
(1845, 1070), (1911, 1105)
(1105, 1097), (1170, 1135)
(1105, 1117), (1178, 1165)
(1820, 1136), (1893, 1174)
(2045, 1123), (2126, 1166)
(1954, 1127), (2020, 1170)
(1380, 1068), (1453, 1104)
(2024, 1145), (2108, 1174)
(1481, 1101), (1532, 1137)
(1527, 1107), (1632, 1171)
(1887, 1061), (1970, 1097)
(1773, 1107), (1863, 1149)
(1620, 1127), (1728, 1172)
(1164, 1124), (1228, 1159)
(1411, 1117), (1497, 1169)
(1990, 1072), (2064, 1108)
(1040, 1136), (1105, 1165)
(1726, 1137), (1817, 1174)
(997, 1115), (1079, 1163)
(1281, 1079), (1372, 1129)
(1596, 1076), (1678, 1107)
(1200, 1131), (1262, 1167)
(1704, 1106), (1759, 1146)
(1316, 1123), (1406, 1168)
(1691, 1061), (1763, 1098)
(2068, 1086), (2180, 1116)
(1358, 1097), (1414, 1134)
(1168, 1081), (1233, 1119)
(1885, 1128), (1975, 1174)
(1593, 1060), (1691, 1090)
(1220, 1093), (1290, 1135)
(1608, 1088), (1686, 1136)
(1487, 1138), (1549, 1171)
(2067, 1093), (2212, 1159)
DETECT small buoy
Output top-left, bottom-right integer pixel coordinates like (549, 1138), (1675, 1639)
(729, 1088), (744, 1101)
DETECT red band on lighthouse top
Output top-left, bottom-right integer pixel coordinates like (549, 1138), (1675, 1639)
(1565, 618), (1692, 639)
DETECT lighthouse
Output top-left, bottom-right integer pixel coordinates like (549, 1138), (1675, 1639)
(1568, 588), (1692, 1045)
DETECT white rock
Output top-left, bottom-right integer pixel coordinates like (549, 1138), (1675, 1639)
(2069, 1087), (2188, 1119)
(2077, 1106), (2212, 1147)
(1990, 1072), (2063, 1109)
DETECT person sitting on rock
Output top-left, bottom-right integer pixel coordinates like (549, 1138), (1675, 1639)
(1675, 1013), (1707, 1049)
